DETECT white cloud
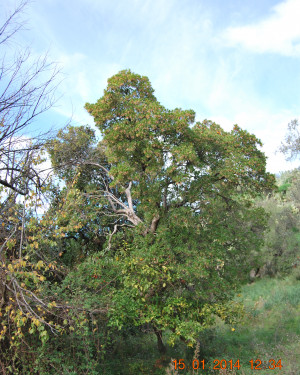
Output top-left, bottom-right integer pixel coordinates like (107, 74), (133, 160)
(211, 109), (300, 173)
(223, 0), (300, 56)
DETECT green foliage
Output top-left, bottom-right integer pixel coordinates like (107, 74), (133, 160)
(85, 70), (274, 204)
(47, 125), (98, 184)
(257, 169), (300, 276)
(278, 181), (291, 194)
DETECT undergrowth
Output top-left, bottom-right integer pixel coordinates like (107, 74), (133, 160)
(163, 274), (300, 375)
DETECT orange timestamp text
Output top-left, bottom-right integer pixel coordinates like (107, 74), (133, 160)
(172, 358), (282, 371)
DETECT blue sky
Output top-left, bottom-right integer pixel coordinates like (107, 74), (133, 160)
(3, 0), (300, 173)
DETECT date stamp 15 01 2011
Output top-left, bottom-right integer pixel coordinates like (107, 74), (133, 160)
(172, 358), (282, 371)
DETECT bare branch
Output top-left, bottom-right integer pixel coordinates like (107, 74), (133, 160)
(125, 181), (134, 211)
(81, 161), (114, 180)
(0, 0), (28, 46)
(144, 214), (160, 235)
(0, 14), (61, 195)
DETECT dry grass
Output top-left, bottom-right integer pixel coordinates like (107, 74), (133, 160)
(165, 359), (179, 375)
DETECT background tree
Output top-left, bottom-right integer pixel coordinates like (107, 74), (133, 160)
(253, 118), (300, 278)
(279, 119), (300, 162)
(256, 169), (300, 277)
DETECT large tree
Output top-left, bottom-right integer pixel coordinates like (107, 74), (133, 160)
(48, 70), (275, 354)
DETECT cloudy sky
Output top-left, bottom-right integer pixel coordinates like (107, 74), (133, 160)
(3, 0), (300, 173)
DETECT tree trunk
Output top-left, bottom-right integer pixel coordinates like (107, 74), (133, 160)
(153, 327), (166, 354)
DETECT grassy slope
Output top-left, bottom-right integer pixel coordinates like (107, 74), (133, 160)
(196, 273), (300, 375)
(98, 274), (300, 374)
